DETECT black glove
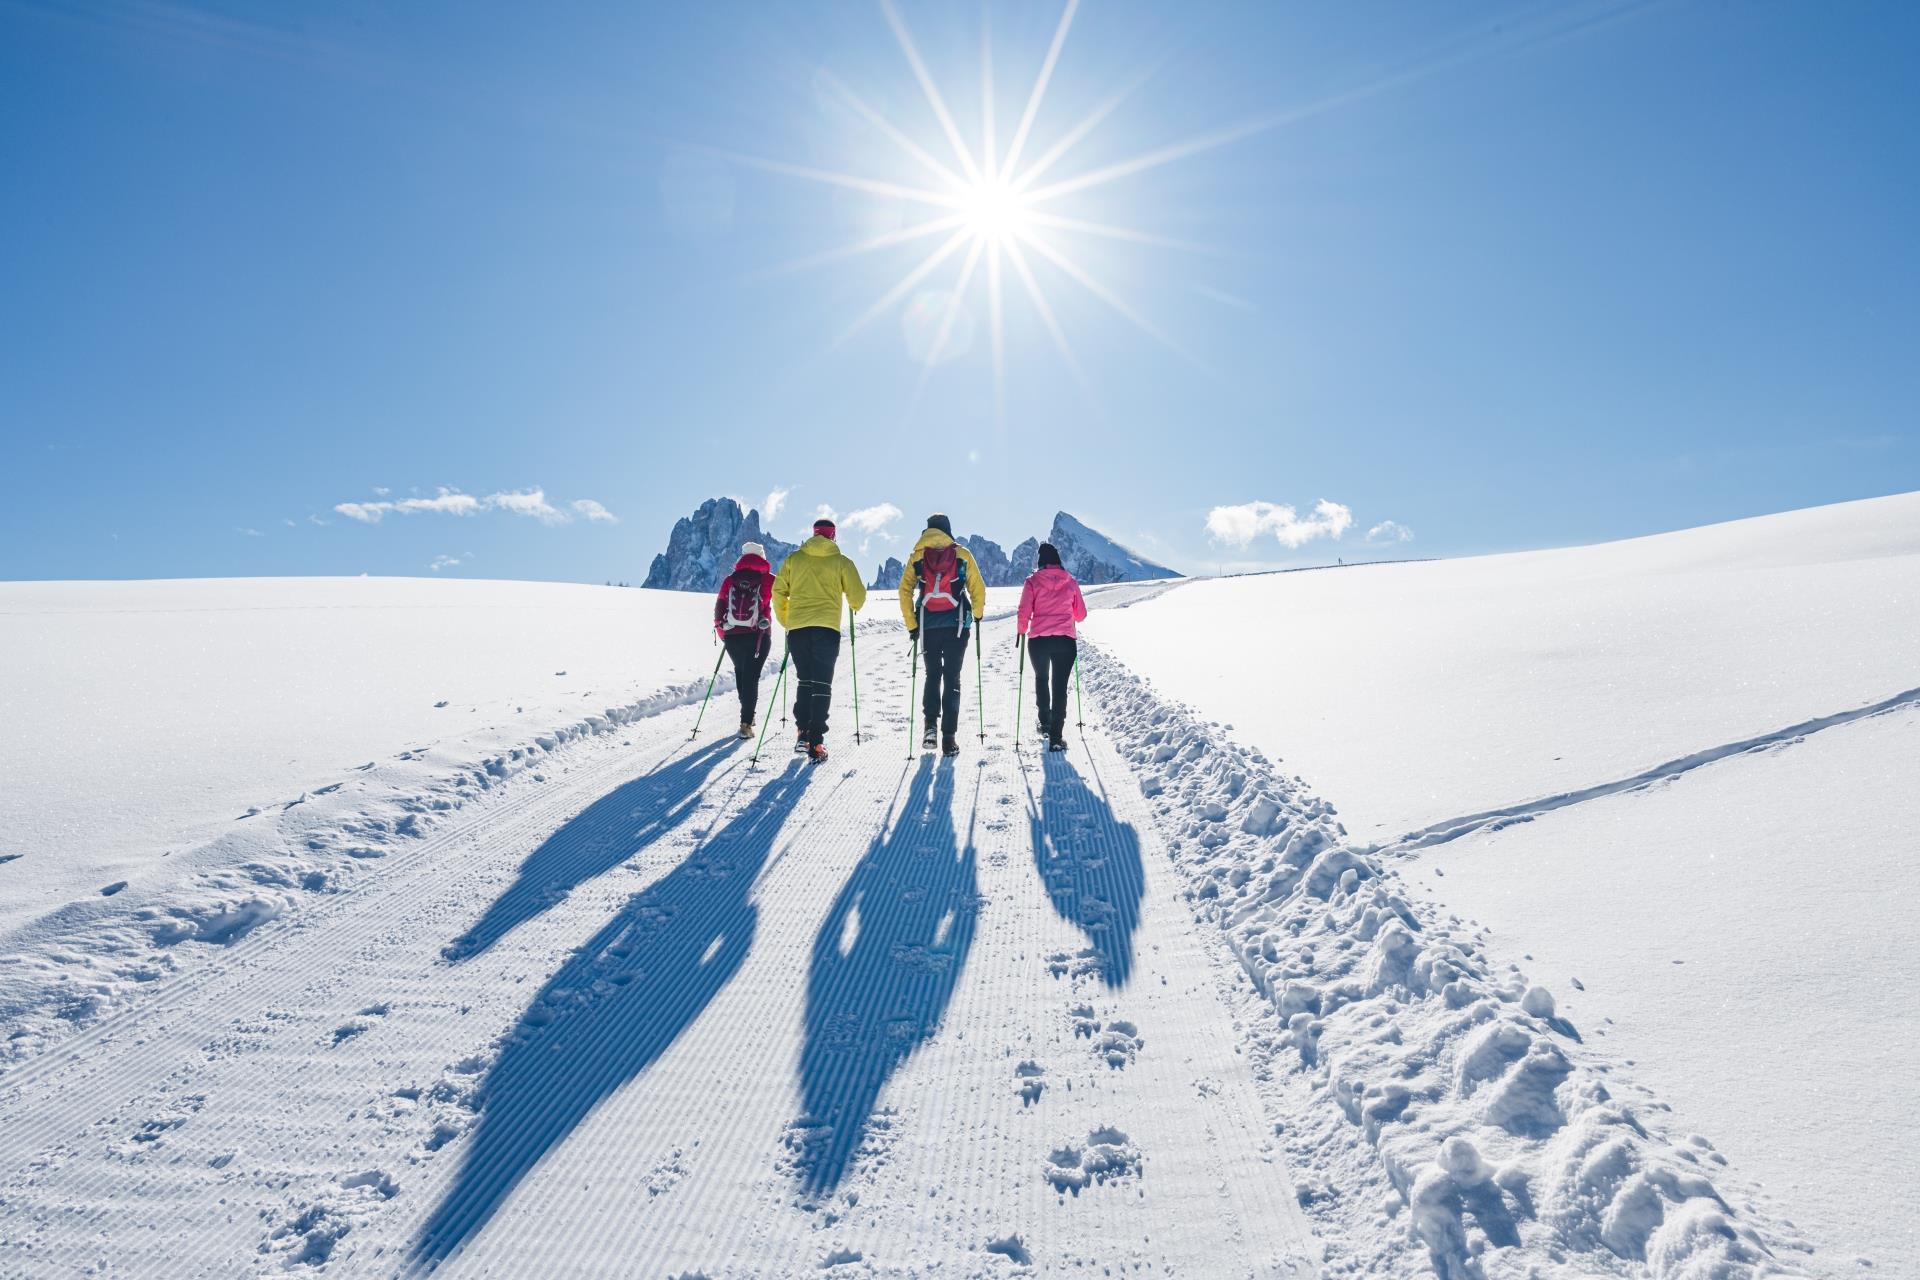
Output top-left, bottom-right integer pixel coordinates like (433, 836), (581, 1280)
(907, 628), (918, 644)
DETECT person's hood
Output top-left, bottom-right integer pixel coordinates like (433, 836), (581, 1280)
(799, 535), (842, 557)
(733, 553), (770, 573)
(1029, 564), (1074, 582)
(912, 528), (956, 553)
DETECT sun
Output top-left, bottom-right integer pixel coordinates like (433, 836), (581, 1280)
(721, 0), (1275, 421)
(958, 176), (1030, 245)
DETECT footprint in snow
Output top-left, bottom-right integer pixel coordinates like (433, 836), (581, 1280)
(1044, 1127), (1142, 1195)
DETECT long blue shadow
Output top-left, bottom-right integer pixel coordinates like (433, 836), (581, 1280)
(1024, 751), (1144, 986)
(443, 738), (737, 963)
(413, 760), (814, 1266)
(792, 760), (978, 1194)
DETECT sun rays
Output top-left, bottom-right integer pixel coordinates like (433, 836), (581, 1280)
(726, 0), (1266, 422)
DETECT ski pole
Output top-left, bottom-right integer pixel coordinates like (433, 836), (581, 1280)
(848, 611), (861, 744)
(753, 645), (791, 764)
(1012, 634), (1025, 751)
(1074, 648), (1085, 730)
(690, 646), (726, 741)
(974, 615), (986, 744)
(904, 624), (920, 760)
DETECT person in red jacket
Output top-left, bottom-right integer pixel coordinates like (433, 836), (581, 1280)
(1015, 542), (1089, 752)
(714, 541), (775, 738)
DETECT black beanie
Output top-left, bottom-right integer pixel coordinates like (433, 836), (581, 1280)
(1037, 542), (1063, 568)
(927, 513), (953, 536)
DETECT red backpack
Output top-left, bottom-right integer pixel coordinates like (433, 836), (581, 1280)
(722, 569), (766, 633)
(918, 544), (967, 621)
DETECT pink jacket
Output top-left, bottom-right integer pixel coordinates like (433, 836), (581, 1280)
(1016, 566), (1088, 639)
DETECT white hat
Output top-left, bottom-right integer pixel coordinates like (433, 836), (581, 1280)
(741, 541), (766, 559)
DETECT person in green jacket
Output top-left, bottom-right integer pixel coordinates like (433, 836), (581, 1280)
(773, 517), (868, 763)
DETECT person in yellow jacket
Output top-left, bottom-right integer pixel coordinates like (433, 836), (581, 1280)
(774, 517), (868, 762)
(898, 513), (987, 756)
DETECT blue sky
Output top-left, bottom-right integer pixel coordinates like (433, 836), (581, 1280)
(3, 0), (1915, 583)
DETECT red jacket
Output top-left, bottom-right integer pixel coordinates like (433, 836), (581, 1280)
(1017, 565), (1088, 639)
(715, 554), (774, 647)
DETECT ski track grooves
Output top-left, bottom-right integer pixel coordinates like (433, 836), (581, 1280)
(0, 609), (1317, 1278)
(1372, 683), (1920, 855)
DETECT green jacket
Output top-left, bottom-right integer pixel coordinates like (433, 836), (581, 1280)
(773, 535), (867, 632)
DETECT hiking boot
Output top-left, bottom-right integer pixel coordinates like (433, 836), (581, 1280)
(941, 734), (960, 758)
(739, 722), (754, 740)
(794, 728), (810, 754)
(807, 741), (829, 764)
(922, 722), (938, 751)
(1047, 735), (1068, 752)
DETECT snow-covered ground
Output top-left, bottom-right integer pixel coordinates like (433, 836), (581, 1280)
(2, 503), (1904, 1276)
(0, 577), (715, 937)
(1095, 491), (1920, 1275)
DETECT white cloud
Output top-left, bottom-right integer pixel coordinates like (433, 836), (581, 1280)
(236, 527), (263, 537)
(1205, 499), (1354, 549)
(308, 513), (330, 527)
(429, 553), (471, 572)
(332, 486), (604, 527)
(282, 518), (297, 528)
(763, 487), (791, 522)
(843, 502), (903, 535)
(335, 487), (480, 523)
(814, 503), (838, 521)
(485, 488), (566, 524)
(373, 486), (391, 497)
(1366, 519), (1414, 544)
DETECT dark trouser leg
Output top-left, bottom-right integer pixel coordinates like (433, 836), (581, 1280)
(725, 633), (768, 724)
(921, 628), (962, 732)
(1029, 636), (1075, 736)
(1028, 636), (1055, 728)
(789, 627), (840, 744)
(922, 629), (966, 736)
(1050, 639), (1076, 735)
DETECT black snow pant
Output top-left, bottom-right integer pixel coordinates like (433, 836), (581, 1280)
(787, 626), (841, 745)
(1027, 635), (1077, 739)
(921, 626), (968, 736)
(724, 631), (770, 725)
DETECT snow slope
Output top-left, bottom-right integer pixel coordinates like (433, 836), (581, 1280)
(1095, 491), (1920, 1274)
(0, 568), (1813, 1278)
(1096, 492), (1918, 841)
(0, 590), (1319, 1277)
(0, 577), (716, 938)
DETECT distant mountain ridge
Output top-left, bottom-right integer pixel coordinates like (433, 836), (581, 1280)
(640, 498), (798, 592)
(647, 501), (1176, 593)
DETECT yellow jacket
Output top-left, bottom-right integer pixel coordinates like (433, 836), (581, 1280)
(773, 535), (867, 632)
(897, 529), (987, 629)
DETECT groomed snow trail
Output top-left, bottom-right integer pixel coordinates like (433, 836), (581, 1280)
(0, 623), (1317, 1277)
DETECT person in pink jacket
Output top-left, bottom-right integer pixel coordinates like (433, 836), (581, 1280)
(1015, 542), (1088, 751)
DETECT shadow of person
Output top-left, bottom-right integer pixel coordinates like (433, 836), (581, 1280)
(443, 737), (739, 963)
(791, 759), (978, 1195)
(412, 759), (815, 1267)
(1023, 750), (1145, 987)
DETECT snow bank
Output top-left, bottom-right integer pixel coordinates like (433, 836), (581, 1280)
(1089, 491), (1919, 1273)
(1079, 645), (1808, 1277)
(0, 578), (733, 1065)
(0, 576), (718, 936)
(1096, 491), (1920, 841)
